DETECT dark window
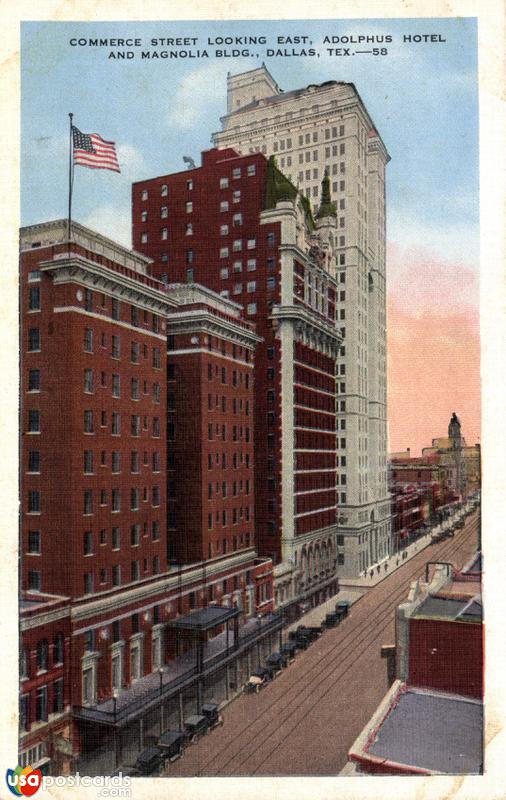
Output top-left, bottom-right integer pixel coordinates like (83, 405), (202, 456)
(28, 530), (40, 554)
(37, 639), (48, 671)
(28, 450), (40, 472)
(53, 678), (64, 713)
(112, 620), (121, 642)
(28, 328), (40, 351)
(28, 369), (40, 391)
(35, 686), (48, 722)
(28, 570), (41, 591)
(54, 633), (64, 664)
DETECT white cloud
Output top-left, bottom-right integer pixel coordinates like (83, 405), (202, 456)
(115, 144), (147, 181)
(167, 61), (229, 129)
(82, 205), (132, 249)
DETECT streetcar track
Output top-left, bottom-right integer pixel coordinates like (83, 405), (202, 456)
(182, 515), (479, 777)
(208, 520), (478, 775)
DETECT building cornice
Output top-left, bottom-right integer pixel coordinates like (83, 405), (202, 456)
(70, 549), (256, 623)
(271, 304), (342, 357)
(167, 309), (262, 347)
(39, 255), (176, 316)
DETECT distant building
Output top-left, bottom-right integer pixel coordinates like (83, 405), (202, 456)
(422, 412), (481, 499)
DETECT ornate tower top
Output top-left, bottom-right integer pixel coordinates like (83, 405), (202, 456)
(316, 169), (337, 219)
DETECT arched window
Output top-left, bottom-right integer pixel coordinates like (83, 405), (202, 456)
(36, 639), (48, 671)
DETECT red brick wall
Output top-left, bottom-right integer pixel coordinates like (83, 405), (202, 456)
(408, 618), (483, 698)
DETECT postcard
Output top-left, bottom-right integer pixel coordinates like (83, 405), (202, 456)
(1, 2), (505, 799)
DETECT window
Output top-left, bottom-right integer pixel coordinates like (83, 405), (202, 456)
(112, 489), (121, 512)
(141, 210), (148, 223)
(111, 374), (120, 398)
(186, 223), (193, 236)
(83, 450), (93, 474)
(28, 570), (41, 591)
(112, 565), (121, 586)
(220, 267), (229, 279)
(152, 486), (160, 506)
(84, 368), (94, 394)
(81, 329), (94, 358)
(220, 224), (229, 236)
(112, 527), (121, 551)
(83, 490), (93, 515)
(220, 247), (229, 259)
(111, 298), (120, 321)
(152, 417), (160, 437)
(153, 382), (160, 403)
(83, 531), (93, 555)
(111, 412), (120, 435)
(220, 177), (229, 189)
(131, 561), (140, 581)
(36, 686), (48, 722)
(247, 259), (256, 271)
(186, 267), (194, 282)
(233, 283), (242, 295)
(233, 212), (242, 226)
(131, 523), (140, 545)
(267, 276), (276, 290)
(131, 488), (140, 510)
(84, 289), (93, 312)
(153, 347), (161, 368)
(28, 328), (40, 351)
(53, 678), (64, 713)
(27, 369), (40, 392)
(247, 303), (257, 315)
(220, 200), (229, 212)
(247, 281), (256, 293)
(28, 270), (41, 282)
(232, 190), (241, 203)
(131, 378), (139, 400)
(233, 239), (242, 252)
(27, 450), (40, 473)
(247, 163), (256, 176)
(141, 189), (148, 201)
(186, 201), (193, 213)
(161, 206), (168, 218)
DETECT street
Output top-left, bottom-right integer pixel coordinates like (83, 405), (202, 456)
(167, 510), (480, 776)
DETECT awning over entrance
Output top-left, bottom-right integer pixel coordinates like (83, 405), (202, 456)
(167, 605), (239, 631)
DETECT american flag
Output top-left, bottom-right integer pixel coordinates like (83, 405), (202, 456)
(72, 127), (120, 173)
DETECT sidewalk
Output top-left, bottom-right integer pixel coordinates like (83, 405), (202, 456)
(339, 530), (435, 590)
(285, 586), (366, 634)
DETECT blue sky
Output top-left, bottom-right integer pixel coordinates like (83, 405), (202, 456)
(21, 17), (478, 267)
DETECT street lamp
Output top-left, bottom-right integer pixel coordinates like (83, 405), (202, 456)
(112, 690), (119, 771)
(158, 667), (164, 736)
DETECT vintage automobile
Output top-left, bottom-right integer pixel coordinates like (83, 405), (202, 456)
(295, 625), (320, 642)
(133, 745), (164, 775)
(157, 730), (186, 763)
(266, 651), (288, 672)
(184, 714), (209, 743)
(335, 601), (350, 619)
(202, 702), (224, 731)
(280, 641), (297, 661)
(288, 629), (312, 649)
(244, 666), (275, 693)
(303, 624), (324, 637)
(325, 612), (338, 628)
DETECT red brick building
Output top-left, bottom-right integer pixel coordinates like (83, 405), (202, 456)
(20, 593), (72, 775)
(19, 220), (276, 772)
(133, 148), (342, 612)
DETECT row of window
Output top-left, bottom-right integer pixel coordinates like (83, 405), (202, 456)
(27, 520), (162, 559)
(205, 451), (252, 470)
(83, 555), (161, 593)
(83, 449), (161, 474)
(140, 180), (193, 201)
(207, 395), (250, 414)
(20, 680), (64, 729)
(83, 486), (161, 515)
(83, 369), (160, 402)
(21, 635), (64, 676)
(206, 364), (250, 387)
(207, 479), (251, 498)
(207, 423), (251, 442)
(84, 410), (161, 437)
(207, 508), (252, 528)
(82, 291), (162, 332)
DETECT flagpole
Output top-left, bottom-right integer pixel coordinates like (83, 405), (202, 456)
(68, 113), (73, 242)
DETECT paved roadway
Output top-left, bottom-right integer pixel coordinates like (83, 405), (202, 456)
(168, 510), (480, 777)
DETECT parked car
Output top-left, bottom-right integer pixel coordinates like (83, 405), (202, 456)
(184, 714), (209, 743)
(134, 745), (164, 775)
(202, 702), (224, 731)
(157, 730), (185, 763)
(288, 630), (312, 649)
(244, 666), (275, 693)
(266, 651), (288, 671)
(335, 601), (350, 619)
(325, 612), (338, 628)
(280, 642), (297, 661)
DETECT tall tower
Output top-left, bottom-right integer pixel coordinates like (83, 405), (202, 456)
(448, 412), (462, 449)
(213, 67), (392, 576)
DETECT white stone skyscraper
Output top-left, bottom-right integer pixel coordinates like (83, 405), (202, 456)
(213, 65), (392, 577)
